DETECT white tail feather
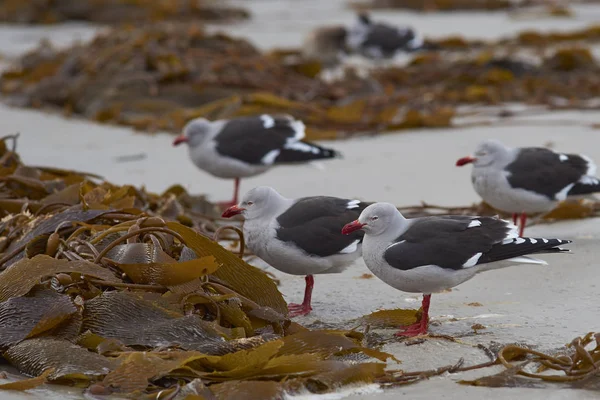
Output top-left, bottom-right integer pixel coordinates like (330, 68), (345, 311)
(477, 256), (548, 273)
(506, 256), (548, 266)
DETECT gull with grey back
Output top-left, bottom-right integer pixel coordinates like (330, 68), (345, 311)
(457, 139), (600, 235)
(222, 186), (369, 317)
(346, 12), (423, 59)
(342, 203), (571, 337)
(173, 115), (340, 207)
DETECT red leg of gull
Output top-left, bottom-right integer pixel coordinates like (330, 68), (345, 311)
(512, 213), (518, 226)
(217, 178), (240, 209)
(394, 294), (431, 337)
(288, 275), (314, 317)
(518, 212), (527, 237)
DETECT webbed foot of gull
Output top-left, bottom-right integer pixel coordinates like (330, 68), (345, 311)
(394, 321), (428, 337)
(395, 293), (430, 337)
(288, 302), (312, 317)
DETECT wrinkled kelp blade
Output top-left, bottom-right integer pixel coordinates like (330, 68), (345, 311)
(299, 361), (387, 392)
(77, 331), (131, 355)
(277, 330), (394, 362)
(0, 368), (54, 391)
(117, 256), (220, 286)
(0, 289), (78, 349)
(199, 353), (328, 382)
(102, 351), (203, 394)
(278, 330), (363, 356)
(194, 339), (283, 374)
(3, 338), (115, 380)
(360, 308), (420, 328)
(246, 353), (333, 380)
(40, 183), (81, 206)
(191, 331), (390, 382)
(166, 223), (288, 315)
(106, 243), (175, 264)
(459, 368), (546, 388)
(0, 255), (118, 302)
(210, 380), (284, 400)
(82, 291), (269, 355)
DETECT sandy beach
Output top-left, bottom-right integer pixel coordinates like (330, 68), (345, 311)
(1, 1), (600, 399)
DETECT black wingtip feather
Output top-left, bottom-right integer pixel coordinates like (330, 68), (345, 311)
(568, 181), (600, 196)
(477, 237), (572, 265)
(534, 246), (572, 254)
(274, 143), (341, 163)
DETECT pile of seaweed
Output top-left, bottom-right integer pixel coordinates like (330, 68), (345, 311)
(3, 22), (600, 140)
(0, 134), (599, 396)
(429, 24), (600, 50)
(374, 46), (600, 109)
(0, 134), (401, 397)
(350, 0), (589, 13)
(0, 0), (249, 24)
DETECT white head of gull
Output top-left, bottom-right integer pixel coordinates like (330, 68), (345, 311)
(222, 186), (368, 317)
(457, 139), (600, 235)
(342, 202), (572, 337)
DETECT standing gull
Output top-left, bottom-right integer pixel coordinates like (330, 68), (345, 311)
(342, 203), (571, 337)
(346, 12), (423, 59)
(173, 115), (340, 207)
(456, 139), (600, 235)
(222, 186), (369, 317)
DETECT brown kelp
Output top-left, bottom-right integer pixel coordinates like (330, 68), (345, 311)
(460, 333), (600, 389)
(4, 22), (600, 140)
(0, 0), (249, 24)
(351, 0), (516, 12)
(350, 0), (593, 13)
(0, 135), (599, 395)
(0, 134), (398, 397)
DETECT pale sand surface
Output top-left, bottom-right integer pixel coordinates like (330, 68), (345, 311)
(1, 1), (600, 398)
(2, 104), (600, 400)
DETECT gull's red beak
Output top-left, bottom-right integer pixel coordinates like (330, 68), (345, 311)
(342, 220), (366, 235)
(222, 205), (245, 218)
(173, 135), (188, 146)
(456, 156), (476, 166)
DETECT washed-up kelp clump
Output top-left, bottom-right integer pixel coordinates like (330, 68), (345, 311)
(4, 22), (600, 140)
(428, 24), (600, 50)
(0, 22), (455, 140)
(0, 135), (599, 395)
(0, 136), (398, 397)
(350, 0), (590, 12)
(377, 332), (600, 388)
(374, 47), (600, 108)
(0, 0), (249, 24)
(460, 332), (600, 390)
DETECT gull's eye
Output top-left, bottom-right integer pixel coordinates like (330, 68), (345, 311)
(475, 151), (487, 157)
(246, 201), (254, 206)
(371, 216), (378, 221)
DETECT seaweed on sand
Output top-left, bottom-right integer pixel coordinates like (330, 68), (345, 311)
(4, 21), (600, 140)
(0, 134), (397, 397)
(0, 0), (249, 24)
(0, 22), (456, 140)
(0, 135), (598, 396)
(349, 0), (594, 13)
